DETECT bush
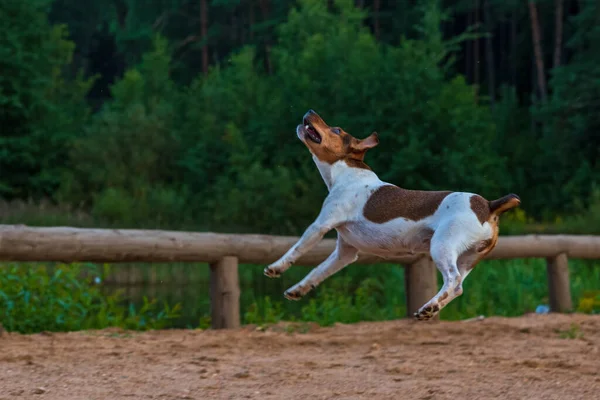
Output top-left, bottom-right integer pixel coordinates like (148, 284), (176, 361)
(577, 291), (600, 314)
(0, 263), (181, 334)
(0, 0), (93, 199)
(60, 35), (184, 229)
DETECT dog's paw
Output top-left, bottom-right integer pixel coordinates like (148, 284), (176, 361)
(264, 266), (282, 278)
(284, 288), (305, 301)
(414, 304), (440, 321)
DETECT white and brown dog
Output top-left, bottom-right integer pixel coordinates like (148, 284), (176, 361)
(264, 110), (520, 320)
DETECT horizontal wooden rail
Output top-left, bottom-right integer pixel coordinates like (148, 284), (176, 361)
(1, 225), (600, 264)
(1, 224), (598, 328)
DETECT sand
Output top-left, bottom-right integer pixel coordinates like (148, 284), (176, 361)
(1, 313), (599, 400)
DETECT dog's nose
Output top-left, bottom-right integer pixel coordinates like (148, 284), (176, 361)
(304, 109), (316, 120)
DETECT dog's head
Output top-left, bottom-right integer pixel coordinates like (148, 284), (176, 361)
(296, 110), (379, 165)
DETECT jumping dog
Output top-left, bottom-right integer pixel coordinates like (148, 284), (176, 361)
(264, 110), (520, 320)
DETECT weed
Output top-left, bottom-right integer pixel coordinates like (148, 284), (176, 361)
(557, 323), (584, 339)
(576, 291), (600, 314)
(0, 263), (181, 333)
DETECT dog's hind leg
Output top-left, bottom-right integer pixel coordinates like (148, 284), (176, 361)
(454, 249), (482, 297)
(414, 222), (472, 321)
(283, 237), (358, 301)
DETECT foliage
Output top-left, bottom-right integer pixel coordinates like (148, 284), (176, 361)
(60, 35), (190, 228)
(577, 291), (600, 315)
(2, 0), (599, 232)
(532, 0), (600, 217)
(125, 0), (505, 234)
(0, 0), (93, 199)
(237, 258), (600, 328)
(244, 296), (285, 326)
(557, 323), (584, 340)
(531, 189), (600, 235)
(0, 263), (181, 333)
(299, 276), (399, 326)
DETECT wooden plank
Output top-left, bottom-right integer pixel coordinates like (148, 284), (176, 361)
(210, 256), (240, 329)
(486, 234), (600, 260)
(546, 253), (572, 312)
(404, 256), (438, 319)
(1, 225), (600, 265)
(0, 225), (416, 265)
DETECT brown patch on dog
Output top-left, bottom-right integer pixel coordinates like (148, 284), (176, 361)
(465, 193), (519, 266)
(475, 238), (494, 253)
(299, 110), (378, 168)
(458, 194), (519, 272)
(480, 194), (521, 259)
(462, 213), (501, 272)
(344, 158), (371, 170)
(483, 220), (500, 256)
(363, 185), (452, 223)
(470, 195), (490, 225)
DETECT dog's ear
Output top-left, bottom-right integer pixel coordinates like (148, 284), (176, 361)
(353, 132), (379, 151)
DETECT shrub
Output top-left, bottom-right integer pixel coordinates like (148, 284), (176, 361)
(577, 291), (600, 314)
(0, 263), (181, 333)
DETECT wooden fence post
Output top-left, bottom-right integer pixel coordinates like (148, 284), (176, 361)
(209, 256), (240, 329)
(546, 253), (572, 312)
(405, 256), (438, 319)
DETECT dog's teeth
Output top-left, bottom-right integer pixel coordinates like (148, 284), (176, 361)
(305, 125), (310, 130)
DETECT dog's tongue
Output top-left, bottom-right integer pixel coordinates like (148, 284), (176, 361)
(305, 125), (321, 143)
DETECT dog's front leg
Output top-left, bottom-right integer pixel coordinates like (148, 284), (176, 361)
(264, 221), (335, 278)
(264, 196), (344, 278)
(284, 237), (358, 300)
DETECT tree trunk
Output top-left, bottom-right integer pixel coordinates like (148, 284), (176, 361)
(200, 0), (209, 75)
(231, 10), (237, 45)
(374, 0), (381, 40)
(258, 0), (272, 74)
(114, 0), (128, 30)
(474, 0), (480, 100)
(484, 0), (496, 107)
(249, 1), (255, 41)
(511, 7), (517, 86)
(528, 0), (547, 102)
(553, 0), (563, 68)
(466, 9), (473, 82)
(531, 56), (537, 134)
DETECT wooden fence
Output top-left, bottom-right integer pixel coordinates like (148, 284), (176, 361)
(1, 224), (600, 329)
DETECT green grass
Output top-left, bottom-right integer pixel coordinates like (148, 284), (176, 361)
(241, 258), (600, 327)
(0, 263), (182, 334)
(1, 258), (598, 333)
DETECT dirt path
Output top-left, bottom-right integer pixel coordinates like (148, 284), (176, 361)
(0, 314), (599, 400)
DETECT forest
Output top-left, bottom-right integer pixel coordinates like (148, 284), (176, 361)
(2, 0), (600, 332)
(2, 0), (600, 235)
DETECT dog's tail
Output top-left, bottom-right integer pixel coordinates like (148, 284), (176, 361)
(489, 193), (521, 215)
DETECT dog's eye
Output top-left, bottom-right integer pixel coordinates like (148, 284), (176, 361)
(331, 128), (341, 135)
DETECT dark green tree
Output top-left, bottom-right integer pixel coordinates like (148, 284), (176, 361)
(533, 0), (600, 215)
(62, 36), (186, 227)
(0, 0), (93, 198)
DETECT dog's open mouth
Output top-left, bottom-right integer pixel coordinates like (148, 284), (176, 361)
(303, 118), (322, 144)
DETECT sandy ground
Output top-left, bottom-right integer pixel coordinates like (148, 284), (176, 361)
(0, 314), (599, 400)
